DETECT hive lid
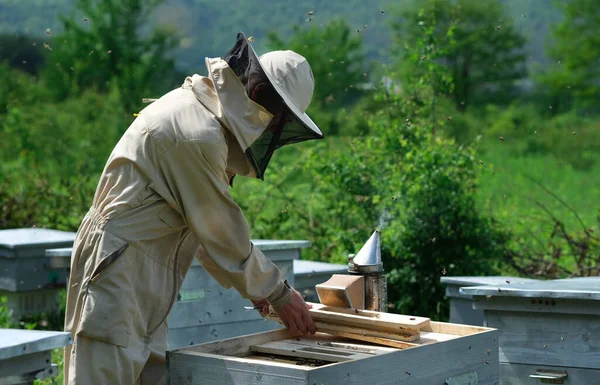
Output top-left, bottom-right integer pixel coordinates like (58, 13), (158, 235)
(0, 229), (76, 258)
(460, 277), (600, 300)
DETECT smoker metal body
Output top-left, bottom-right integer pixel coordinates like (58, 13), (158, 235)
(347, 230), (388, 312)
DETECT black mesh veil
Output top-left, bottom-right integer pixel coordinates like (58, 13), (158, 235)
(222, 32), (323, 180)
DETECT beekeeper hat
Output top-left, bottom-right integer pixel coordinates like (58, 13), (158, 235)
(223, 32), (324, 179)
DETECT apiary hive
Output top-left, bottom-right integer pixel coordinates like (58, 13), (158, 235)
(0, 228), (75, 320)
(461, 277), (600, 384)
(440, 276), (538, 326)
(167, 322), (499, 385)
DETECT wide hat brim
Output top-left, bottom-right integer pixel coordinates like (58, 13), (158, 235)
(240, 32), (324, 139)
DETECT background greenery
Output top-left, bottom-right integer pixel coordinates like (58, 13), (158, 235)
(1, 1), (599, 382)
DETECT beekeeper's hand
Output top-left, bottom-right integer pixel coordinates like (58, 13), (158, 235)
(272, 289), (316, 335)
(251, 299), (270, 317)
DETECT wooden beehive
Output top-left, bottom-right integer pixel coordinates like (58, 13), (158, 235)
(440, 276), (538, 326)
(0, 228), (76, 320)
(167, 321), (499, 385)
(461, 277), (600, 384)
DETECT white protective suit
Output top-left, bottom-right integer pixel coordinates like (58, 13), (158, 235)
(64, 36), (323, 385)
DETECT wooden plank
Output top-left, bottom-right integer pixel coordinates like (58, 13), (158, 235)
(277, 337), (395, 355)
(265, 313), (423, 348)
(307, 329), (419, 349)
(245, 354), (330, 367)
(426, 321), (492, 336)
(265, 316), (475, 349)
(416, 331), (462, 345)
(249, 341), (372, 362)
(305, 302), (429, 333)
(500, 362), (600, 385)
(307, 329), (499, 385)
(312, 321), (420, 342)
(485, 310), (600, 369)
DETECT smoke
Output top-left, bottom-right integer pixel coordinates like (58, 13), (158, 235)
(376, 209), (392, 232)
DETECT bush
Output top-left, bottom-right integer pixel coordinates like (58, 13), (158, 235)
(0, 67), (127, 230)
(0, 297), (15, 328)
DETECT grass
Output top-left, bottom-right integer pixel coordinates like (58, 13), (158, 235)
(476, 142), (600, 235)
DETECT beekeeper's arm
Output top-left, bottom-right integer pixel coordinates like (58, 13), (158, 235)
(158, 138), (291, 307)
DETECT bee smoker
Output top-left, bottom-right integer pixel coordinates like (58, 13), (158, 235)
(348, 230), (388, 312)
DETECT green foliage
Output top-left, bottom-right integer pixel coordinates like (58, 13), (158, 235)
(391, 0), (527, 111)
(267, 18), (370, 136)
(0, 297), (15, 328)
(34, 348), (65, 385)
(0, 64), (126, 231)
(477, 103), (600, 171)
(476, 142), (600, 279)
(537, 0), (600, 110)
(42, 0), (180, 111)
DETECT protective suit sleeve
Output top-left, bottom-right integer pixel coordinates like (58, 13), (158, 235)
(157, 138), (292, 307)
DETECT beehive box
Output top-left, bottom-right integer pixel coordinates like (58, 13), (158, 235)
(167, 322), (499, 385)
(167, 240), (311, 349)
(440, 276), (538, 326)
(461, 277), (600, 384)
(0, 228), (76, 319)
(0, 329), (72, 384)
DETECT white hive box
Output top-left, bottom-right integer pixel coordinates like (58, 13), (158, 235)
(167, 322), (499, 385)
(461, 277), (600, 384)
(440, 276), (538, 326)
(0, 329), (72, 384)
(0, 228), (76, 319)
(167, 240), (311, 349)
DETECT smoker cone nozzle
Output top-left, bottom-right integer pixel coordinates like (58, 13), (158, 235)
(349, 231), (382, 273)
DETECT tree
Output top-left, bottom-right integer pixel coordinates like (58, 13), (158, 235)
(267, 18), (369, 135)
(391, 0), (527, 111)
(538, 0), (600, 110)
(42, 0), (179, 112)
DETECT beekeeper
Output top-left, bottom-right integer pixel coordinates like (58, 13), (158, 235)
(64, 32), (323, 385)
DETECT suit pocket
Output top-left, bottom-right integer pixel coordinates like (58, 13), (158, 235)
(76, 231), (138, 348)
(158, 204), (186, 231)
